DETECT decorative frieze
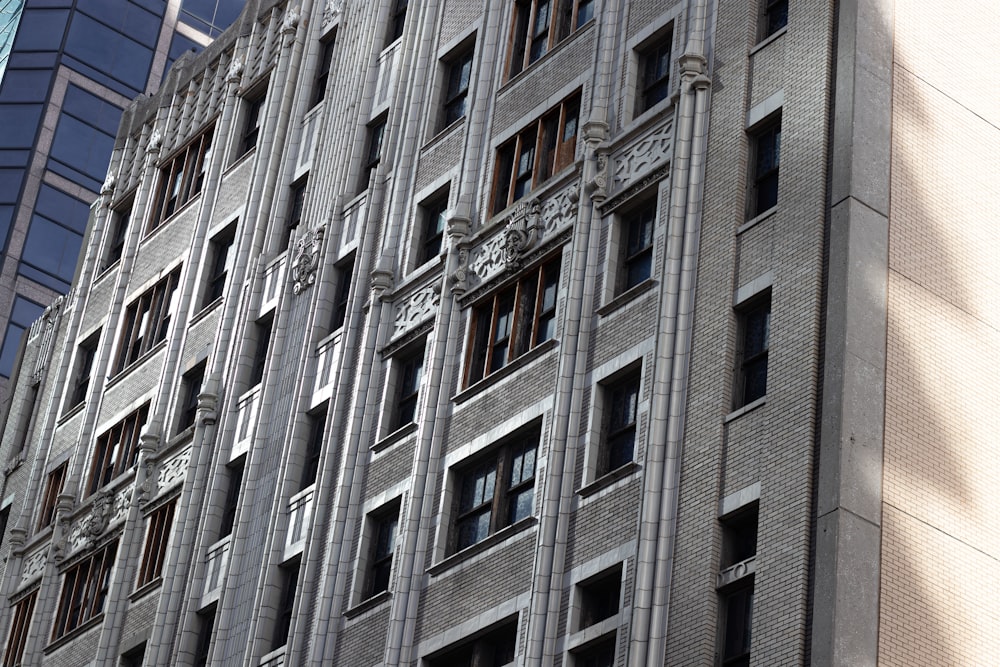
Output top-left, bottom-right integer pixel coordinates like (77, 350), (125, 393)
(613, 119), (673, 189)
(158, 447), (192, 493)
(20, 546), (47, 587)
(393, 285), (441, 339)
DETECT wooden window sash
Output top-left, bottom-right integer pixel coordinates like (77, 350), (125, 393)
(37, 463), (67, 530)
(137, 502), (175, 587)
(3, 590), (36, 667)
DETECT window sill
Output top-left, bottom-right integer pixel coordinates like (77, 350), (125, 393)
(724, 395), (766, 423)
(44, 613), (104, 654)
(565, 617), (619, 652)
(428, 516), (537, 576)
(453, 338), (558, 405)
(737, 206), (777, 235)
(597, 279), (657, 318)
(94, 260), (120, 282)
(422, 116), (465, 152)
(497, 18), (596, 94)
(749, 26), (787, 56)
(578, 461), (641, 498)
(344, 590), (391, 620)
(130, 577), (162, 602)
(142, 195), (201, 242)
(59, 400), (86, 424)
(106, 339), (168, 388)
(373, 422), (417, 453)
(190, 296), (223, 325)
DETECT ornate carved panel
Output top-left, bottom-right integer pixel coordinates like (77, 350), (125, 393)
(20, 547), (47, 586)
(613, 119), (674, 189)
(393, 285), (440, 339)
(158, 447), (192, 493)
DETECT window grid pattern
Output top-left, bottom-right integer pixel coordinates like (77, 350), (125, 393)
(204, 226), (235, 307)
(136, 501), (175, 588)
(454, 430), (538, 552)
(602, 373), (639, 474)
(87, 404), (149, 495)
(638, 38), (671, 115)
(419, 191), (448, 264)
(68, 333), (99, 408)
(366, 506), (399, 598)
(750, 122), (780, 217)
(114, 269), (181, 374)
(3, 590), (37, 667)
(621, 201), (655, 292)
(492, 94), (579, 214)
(37, 463), (68, 531)
(52, 541), (118, 639)
(148, 126), (213, 233)
(443, 49), (473, 127)
(508, 0), (593, 78)
(737, 299), (770, 407)
(178, 364), (205, 431)
(239, 94), (266, 156)
(467, 259), (559, 385)
(393, 348), (424, 431)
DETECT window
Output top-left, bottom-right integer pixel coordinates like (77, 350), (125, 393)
(425, 618), (518, 667)
(193, 605), (216, 667)
(390, 344), (424, 431)
(442, 48), (474, 128)
(734, 296), (770, 408)
(281, 178), (308, 249)
(300, 407), (325, 490)
(87, 404), (149, 495)
(466, 259), (559, 384)
(578, 565), (622, 630)
(386, 0), (407, 44)
(136, 501), (175, 588)
(417, 189), (448, 265)
(203, 225), (235, 307)
(618, 200), (656, 293)
(760, 0), (788, 40)
(599, 370), (640, 475)
(271, 560), (299, 650)
(636, 34), (672, 116)
(219, 457), (245, 539)
(114, 269), (181, 374)
(452, 426), (539, 553)
(120, 643), (146, 667)
(68, 331), (100, 409)
(360, 117), (386, 192)
(720, 587), (753, 667)
(38, 463), (68, 530)
(311, 36), (337, 107)
(571, 636), (616, 667)
(178, 363), (206, 432)
(3, 590), (37, 667)
(329, 254), (355, 332)
(508, 0), (594, 77)
(52, 541), (118, 639)
(102, 199), (132, 270)
(239, 92), (266, 157)
(717, 505), (757, 667)
(749, 120), (780, 217)
(249, 316), (273, 388)
(365, 502), (399, 598)
(492, 93), (579, 214)
(148, 126), (214, 232)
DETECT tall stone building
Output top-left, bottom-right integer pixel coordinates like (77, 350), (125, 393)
(0, 0), (245, 402)
(0, 0), (997, 665)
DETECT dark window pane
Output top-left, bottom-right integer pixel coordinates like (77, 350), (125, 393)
(11, 9), (70, 52)
(49, 114), (116, 186)
(21, 215), (84, 284)
(0, 70), (53, 103)
(34, 184), (90, 234)
(65, 14), (153, 91)
(0, 104), (43, 148)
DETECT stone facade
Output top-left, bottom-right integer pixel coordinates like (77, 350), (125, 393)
(0, 0), (997, 666)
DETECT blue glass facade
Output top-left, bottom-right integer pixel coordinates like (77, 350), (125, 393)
(0, 0), (245, 400)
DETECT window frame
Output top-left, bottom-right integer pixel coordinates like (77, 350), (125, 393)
(102, 197), (133, 271)
(202, 224), (236, 308)
(617, 199), (657, 294)
(52, 540), (118, 639)
(507, 0), (594, 78)
(136, 501), (176, 588)
(491, 93), (579, 215)
(598, 369), (641, 476)
(636, 32), (672, 116)
(388, 340), (425, 433)
(67, 330), (100, 410)
(386, 0), (408, 45)
(37, 462), (68, 531)
(329, 253), (356, 333)
(177, 363), (206, 433)
(248, 315), (273, 389)
(238, 90), (266, 158)
(734, 294), (771, 409)
(748, 118), (781, 218)
(193, 604), (216, 667)
(218, 456), (245, 539)
(300, 406), (326, 490)
(450, 425), (540, 554)
(759, 0), (788, 41)
(3, 590), (37, 667)
(311, 35), (337, 108)
(148, 125), (214, 233)
(441, 46), (474, 129)
(113, 268), (181, 375)
(360, 116), (387, 192)
(364, 501), (400, 599)
(87, 404), (149, 496)
(425, 617), (519, 667)
(271, 559), (300, 650)
(466, 258), (560, 386)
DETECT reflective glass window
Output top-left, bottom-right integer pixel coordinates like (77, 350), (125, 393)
(11, 9), (69, 52)
(0, 104), (43, 148)
(48, 114), (116, 189)
(20, 215), (83, 290)
(0, 296), (44, 378)
(65, 14), (152, 91)
(0, 70), (53, 103)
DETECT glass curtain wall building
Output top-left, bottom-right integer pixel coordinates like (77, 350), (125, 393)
(0, 0), (243, 400)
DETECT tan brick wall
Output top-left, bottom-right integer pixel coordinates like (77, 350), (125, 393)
(882, 1), (1000, 662)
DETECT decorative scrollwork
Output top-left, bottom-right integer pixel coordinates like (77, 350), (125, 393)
(291, 227), (323, 295)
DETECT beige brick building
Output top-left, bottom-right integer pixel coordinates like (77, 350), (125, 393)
(0, 0), (996, 665)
